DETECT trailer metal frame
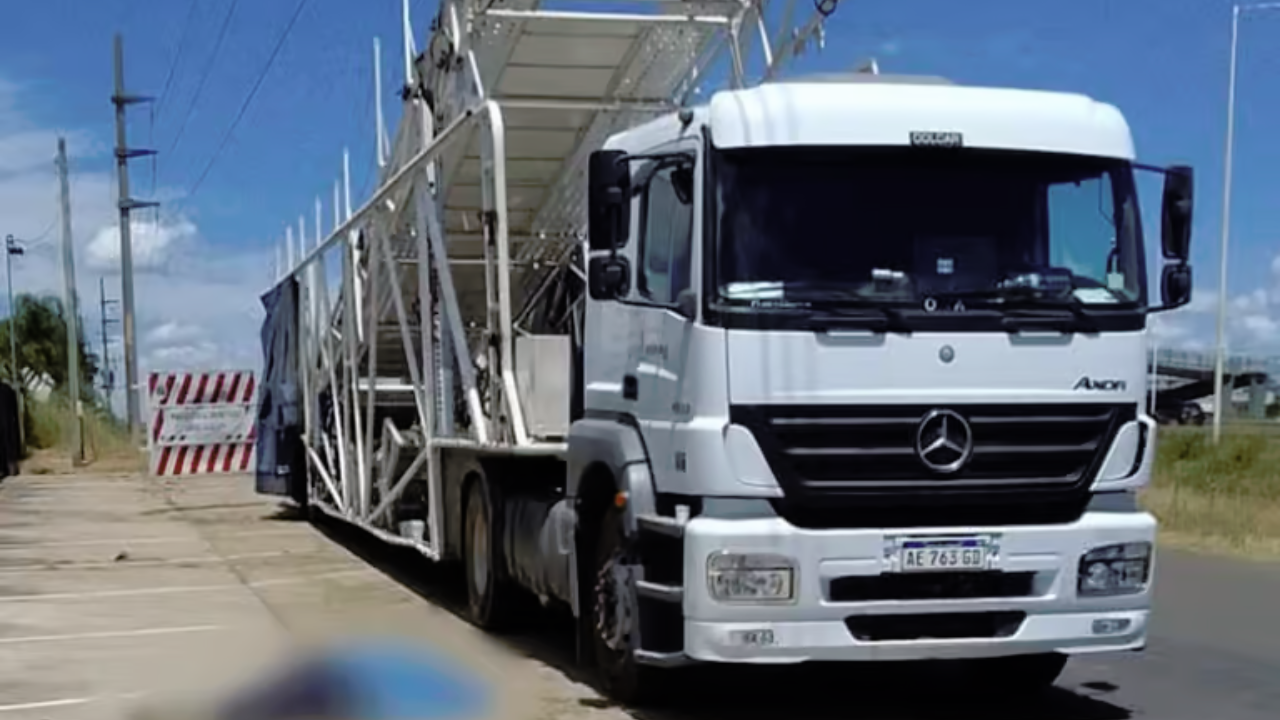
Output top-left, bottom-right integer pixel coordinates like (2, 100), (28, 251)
(267, 0), (841, 563)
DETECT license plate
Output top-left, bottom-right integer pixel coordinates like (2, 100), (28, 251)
(730, 628), (777, 647)
(897, 538), (990, 572)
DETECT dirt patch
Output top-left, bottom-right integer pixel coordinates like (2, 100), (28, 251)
(19, 448), (147, 477)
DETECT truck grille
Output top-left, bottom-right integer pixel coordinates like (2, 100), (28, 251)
(731, 403), (1133, 498)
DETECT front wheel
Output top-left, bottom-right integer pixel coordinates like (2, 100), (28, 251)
(591, 507), (662, 705)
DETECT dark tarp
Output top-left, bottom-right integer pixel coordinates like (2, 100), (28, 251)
(255, 278), (306, 503)
(0, 382), (19, 479)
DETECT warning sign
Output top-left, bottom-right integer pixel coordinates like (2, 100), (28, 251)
(156, 405), (256, 446)
(147, 369), (259, 476)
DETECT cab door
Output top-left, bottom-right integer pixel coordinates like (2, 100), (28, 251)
(632, 151), (697, 483)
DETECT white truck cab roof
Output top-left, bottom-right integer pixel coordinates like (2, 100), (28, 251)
(705, 73), (1135, 160)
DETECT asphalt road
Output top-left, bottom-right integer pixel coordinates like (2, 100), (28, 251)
(0, 471), (1276, 720)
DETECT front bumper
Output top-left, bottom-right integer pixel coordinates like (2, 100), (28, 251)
(672, 510), (1155, 664)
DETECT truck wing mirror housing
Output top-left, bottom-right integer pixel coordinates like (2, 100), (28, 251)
(1161, 165), (1193, 262)
(588, 150), (631, 252)
(1160, 263), (1192, 309)
(675, 289), (697, 321)
(588, 255), (631, 300)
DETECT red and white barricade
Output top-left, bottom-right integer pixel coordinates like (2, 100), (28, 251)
(147, 370), (258, 476)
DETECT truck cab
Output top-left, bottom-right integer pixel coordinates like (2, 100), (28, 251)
(572, 73), (1193, 698)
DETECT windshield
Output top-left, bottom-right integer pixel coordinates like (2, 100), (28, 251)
(711, 146), (1147, 313)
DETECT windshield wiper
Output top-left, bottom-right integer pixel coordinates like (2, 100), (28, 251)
(810, 306), (907, 332)
(718, 283), (910, 332)
(947, 286), (1099, 332)
(788, 290), (910, 333)
(1001, 306), (1099, 333)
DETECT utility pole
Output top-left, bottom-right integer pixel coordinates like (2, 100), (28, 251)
(4, 234), (23, 386)
(99, 277), (119, 414)
(1212, 2), (1280, 442)
(56, 138), (85, 466)
(5, 234), (24, 448)
(111, 33), (157, 446)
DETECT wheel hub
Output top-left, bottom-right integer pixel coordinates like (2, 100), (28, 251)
(594, 550), (635, 652)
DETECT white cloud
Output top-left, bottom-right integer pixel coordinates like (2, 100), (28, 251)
(1240, 313), (1278, 339)
(0, 129), (99, 176)
(1185, 289), (1217, 315)
(146, 320), (207, 347)
(85, 216), (198, 272)
(149, 341), (225, 368)
(1149, 316), (1191, 340)
(1155, 253), (1280, 358)
(0, 75), (269, 418)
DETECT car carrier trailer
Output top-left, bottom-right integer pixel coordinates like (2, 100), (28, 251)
(255, 0), (1197, 704)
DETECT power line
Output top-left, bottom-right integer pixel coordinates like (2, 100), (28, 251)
(165, 0), (241, 157)
(154, 0), (203, 118)
(186, 0), (312, 199)
(25, 217), (57, 247)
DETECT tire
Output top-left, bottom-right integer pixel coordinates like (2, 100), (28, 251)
(463, 476), (520, 631)
(591, 507), (661, 705)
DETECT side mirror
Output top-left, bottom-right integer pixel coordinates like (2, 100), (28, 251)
(588, 256), (631, 300)
(1161, 165), (1193, 261)
(675, 288), (697, 321)
(588, 150), (631, 252)
(1160, 263), (1192, 309)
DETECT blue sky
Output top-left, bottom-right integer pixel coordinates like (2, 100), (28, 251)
(0, 0), (1278, 396)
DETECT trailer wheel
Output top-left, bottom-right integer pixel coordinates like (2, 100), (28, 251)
(463, 476), (518, 630)
(591, 506), (659, 705)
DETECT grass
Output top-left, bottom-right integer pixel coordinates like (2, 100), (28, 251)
(18, 392), (145, 475)
(1143, 421), (1280, 560)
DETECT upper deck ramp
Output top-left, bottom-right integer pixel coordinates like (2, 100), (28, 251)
(418, 1), (759, 333)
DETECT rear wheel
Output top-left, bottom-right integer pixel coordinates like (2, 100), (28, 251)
(464, 476), (519, 630)
(591, 506), (661, 705)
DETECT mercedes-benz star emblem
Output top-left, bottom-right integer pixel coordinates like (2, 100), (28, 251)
(915, 409), (974, 474)
(939, 345), (955, 363)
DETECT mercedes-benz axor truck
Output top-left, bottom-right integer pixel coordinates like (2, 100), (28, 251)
(568, 73), (1194, 701)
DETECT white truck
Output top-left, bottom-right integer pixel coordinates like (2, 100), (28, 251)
(254, 0), (1195, 704)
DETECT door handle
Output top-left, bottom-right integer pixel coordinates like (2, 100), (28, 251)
(622, 374), (638, 401)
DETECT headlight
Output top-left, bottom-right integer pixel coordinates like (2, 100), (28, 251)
(707, 552), (796, 604)
(1078, 542), (1152, 597)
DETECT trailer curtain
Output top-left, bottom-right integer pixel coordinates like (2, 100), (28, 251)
(255, 278), (305, 502)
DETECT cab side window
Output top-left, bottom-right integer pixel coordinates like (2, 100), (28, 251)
(638, 165), (694, 303)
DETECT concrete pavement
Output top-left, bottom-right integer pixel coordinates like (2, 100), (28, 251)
(1, 471), (1277, 720)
